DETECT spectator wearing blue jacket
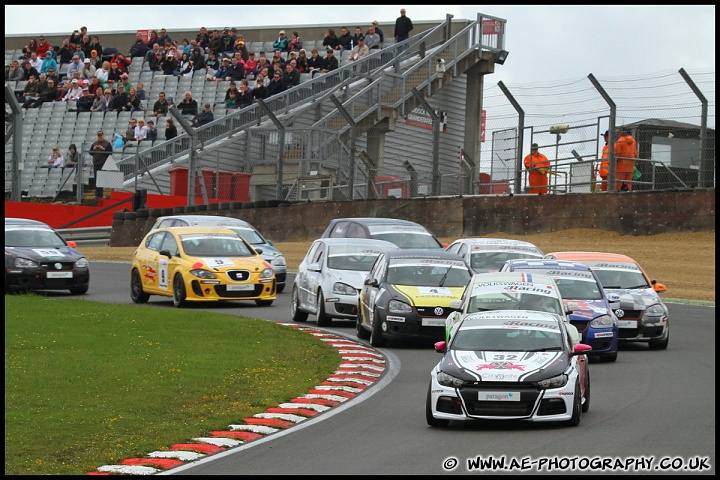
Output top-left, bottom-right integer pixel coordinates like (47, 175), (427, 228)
(273, 30), (290, 52)
(40, 51), (57, 74)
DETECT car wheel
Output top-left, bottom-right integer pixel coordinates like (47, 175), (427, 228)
(69, 286), (89, 295)
(316, 291), (331, 327)
(601, 351), (618, 362)
(568, 380), (582, 426)
(581, 370), (591, 413)
(130, 269), (149, 303)
(369, 310), (387, 347)
(426, 383), (449, 427)
(276, 283), (285, 293)
(356, 319), (371, 340)
(649, 330), (669, 350)
(172, 274), (187, 308)
(255, 299), (274, 306)
(291, 286), (308, 322)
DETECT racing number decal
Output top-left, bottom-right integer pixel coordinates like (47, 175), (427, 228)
(492, 354), (518, 361)
(159, 258), (169, 289)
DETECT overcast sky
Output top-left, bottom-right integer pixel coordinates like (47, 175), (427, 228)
(4, 5), (715, 85)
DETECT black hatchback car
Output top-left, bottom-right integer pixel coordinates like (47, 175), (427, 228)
(321, 217), (445, 250)
(5, 218), (90, 294)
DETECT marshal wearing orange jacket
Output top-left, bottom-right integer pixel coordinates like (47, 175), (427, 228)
(524, 143), (550, 194)
(614, 127), (637, 191)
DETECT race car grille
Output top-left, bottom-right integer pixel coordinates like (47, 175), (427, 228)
(416, 306), (456, 318)
(225, 270), (251, 281)
(614, 309), (642, 320)
(569, 319), (589, 333)
(39, 261), (75, 271)
(460, 387), (539, 417)
(538, 398), (567, 416)
(215, 284), (265, 298)
(618, 328), (639, 339)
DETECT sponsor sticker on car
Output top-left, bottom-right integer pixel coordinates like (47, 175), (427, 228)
(47, 272), (73, 278)
(619, 320), (638, 328)
(422, 318), (446, 327)
(478, 391), (521, 401)
(226, 284), (254, 291)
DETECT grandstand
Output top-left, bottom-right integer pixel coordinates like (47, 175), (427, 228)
(6, 14), (508, 203)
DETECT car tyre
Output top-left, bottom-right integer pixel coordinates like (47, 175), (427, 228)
(568, 380), (582, 426)
(316, 291), (331, 327)
(291, 286), (308, 322)
(255, 299), (274, 306)
(581, 370), (590, 413)
(276, 283), (285, 294)
(426, 384), (450, 427)
(649, 330), (669, 350)
(369, 311), (387, 347)
(130, 269), (149, 303)
(69, 286), (89, 295)
(172, 274), (187, 308)
(356, 319), (370, 340)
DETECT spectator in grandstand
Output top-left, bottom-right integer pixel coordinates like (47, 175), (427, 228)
(81, 58), (96, 79)
(65, 144), (79, 168)
(225, 90), (238, 111)
(40, 51), (57, 74)
(90, 87), (108, 113)
(295, 49), (309, 73)
(73, 43), (86, 61)
(148, 51), (164, 72)
(117, 73), (133, 94)
(236, 82), (253, 109)
(321, 48), (339, 73)
(21, 74), (40, 103)
(22, 38), (38, 57)
(365, 25), (381, 50)
(146, 29), (160, 50)
(178, 38), (191, 56)
(195, 26), (210, 49)
(166, 95), (175, 110)
(124, 118), (138, 142)
(307, 48), (324, 76)
(218, 28), (235, 57)
(69, 26), (87, 46)
(63, 78), (84, 102)
(273, 30), (290, 53)
(90, 131), (112, 199)
(175, 53), (193, 77)
(165, 118), (178, 140)
(323, 28), (339, 52)
(224, 81), (238, 102)
(243, 51), (258, 77)
(348, 36), (369, 62)
(66, 55), (84, 79)
(80, 35), (93, 58)
(88, 49), (102, 69)
(36, 35), (51, 57)
(158, 28), (173, 47)
(225, 56), (245, 81)
(178, 91), (198, 116)
(145, 43), (162, 64)
(94, 61), (110, 86)
(271, 50), (286, 70)
(159, 52), (177, 76)
(129, 32), (150, 58)
(22, 59), (39, 81)
(205, 50), (220, 75)
(267, 70), (287, 97)
(109, 53), (131, 73)
(208, 57), (230, 82)
(146, 120), (158, 142)
(190, 48), (206, 72)
(7, 60), (25, 82)
(149, 91), (168, 118)
(26, 78), (57, 108)
(351, 27), (364, 47)
(57, 40), (75, 66)
(99, 87), (113, 110)
(252, 77), (268, 102)
(44, 67), (59, 85)
(193, 103), (214, 126)
(88, 76), (102, 95)
(206, 29), (222, 56)
(44, 146), (65, 169)
(133, 118), (149, 143)
(289, 31), (303, 53)
(336, 27), (352, 54)
(112, 84), (129, 113)
(394, 8), (413, 44)
(253, 51), (270, 76)
(135, 81), (146, 101)
(88, 36), (103, 59)
(283, 61), (300, 87)
(234, 37), (250, 62)
(75, 87), (94, 113)
(124, 86), (143, 112)
(28, 52), (43, 73)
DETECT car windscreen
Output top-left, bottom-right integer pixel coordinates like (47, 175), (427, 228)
(553, 276), (603, 300)
(226, 226), (265, 245)
(471, 252), (544, 271)
(327, 247), (385, 271)
(468, 289), (563, 315)
(386, 260), (471, 287)
(180, 234), (254, 257)
(367, 225), (442, 249)
(592, 268), (649, 290)
(5, 227), (66, 248)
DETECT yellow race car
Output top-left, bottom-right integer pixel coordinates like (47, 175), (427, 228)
(130, 226), (276, 307)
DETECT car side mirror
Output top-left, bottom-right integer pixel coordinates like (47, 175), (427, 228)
(449, 299), (462, 309)
(66, 240), (77, 248)
(159, 249), (173, 258)
(254, 247), (264, 255)
(266, 239), (274, 246)
(434, 341), (447, 353)
(308, 262), (321, 272)
(572, 343), (593, 356)
(652, 280), (667, 293)
(364, 277), (378, 287)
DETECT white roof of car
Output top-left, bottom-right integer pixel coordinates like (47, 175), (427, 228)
(455, 237), (543, 253)
(156, 215), (252, 227)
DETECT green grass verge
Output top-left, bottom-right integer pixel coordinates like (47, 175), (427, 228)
(4, 294), (341, 475)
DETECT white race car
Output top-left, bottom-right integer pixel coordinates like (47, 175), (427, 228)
(427, 310), (592, 427)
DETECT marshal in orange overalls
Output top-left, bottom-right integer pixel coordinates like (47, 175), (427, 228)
(614, 133), (637, 191)
(524, 147), (550, 194)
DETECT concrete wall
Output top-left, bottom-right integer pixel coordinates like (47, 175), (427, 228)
(109, 189), (715, 246)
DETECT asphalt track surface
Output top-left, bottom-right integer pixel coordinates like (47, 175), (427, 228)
(82, 262), (715, 475)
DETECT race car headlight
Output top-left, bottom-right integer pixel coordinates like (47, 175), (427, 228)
(537, 373), (569, 390)
(388, 299), (412, 313)
(333, 282), (357, 296)
(190, 269), (217, 279)
(590, 314), (614, 328)
(75, 258), (89, 268)
(271, 255), (286, 268)
(260, 268), (274, 279)
(15, 257), (38, 268)
(437, 371), (465, 388)
(643, 304), (666, 319)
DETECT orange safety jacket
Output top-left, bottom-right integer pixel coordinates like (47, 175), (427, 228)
(614, 134), (637, 174)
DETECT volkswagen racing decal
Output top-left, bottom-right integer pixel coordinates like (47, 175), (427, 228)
(451, 350), (561, 381)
